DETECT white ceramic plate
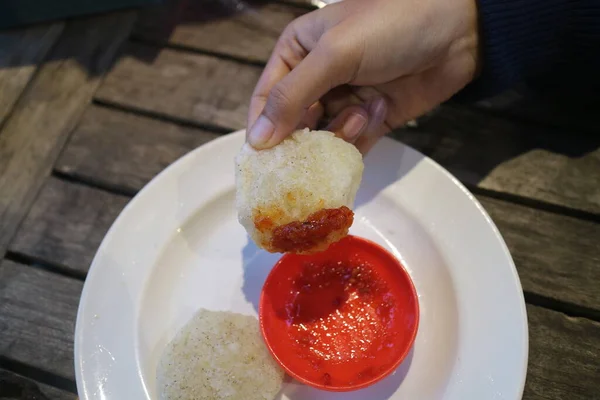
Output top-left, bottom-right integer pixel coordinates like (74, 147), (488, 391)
(75, 130), (528, 400)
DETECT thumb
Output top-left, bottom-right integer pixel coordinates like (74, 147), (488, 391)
(248, 28), (359, 149)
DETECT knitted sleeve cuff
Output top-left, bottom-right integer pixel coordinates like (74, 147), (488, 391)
(454, 0), (599, 102)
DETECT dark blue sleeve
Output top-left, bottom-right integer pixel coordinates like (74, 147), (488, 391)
(455, 0), (600, 101)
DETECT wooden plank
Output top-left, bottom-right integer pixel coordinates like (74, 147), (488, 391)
(399, 105), (600, 214)
(0, 23), (64, 126)
(477, 196), (600, 314)
(525, 304), (600, 399)
(14, 163), (600, 314)
(96, 49), (600, 213)
(2, 258), (598, 398)
(0, 261), (82, 381)
(10, 177), (130, 274)
(95, 42), (262, 130)
(134, 0), (305, 63)
(474, 86), (599, 135)
(55, 104), (220, 193)
(0, 369), (76, 400)
(0, 12), (137, 260)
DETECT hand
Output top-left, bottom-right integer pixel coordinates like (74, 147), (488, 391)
(247, 0), (479, 154)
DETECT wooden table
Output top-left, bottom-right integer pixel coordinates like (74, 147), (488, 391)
(0, 1), (598, 399)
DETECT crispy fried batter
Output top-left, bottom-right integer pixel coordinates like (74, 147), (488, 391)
(236, 129), (363, 254)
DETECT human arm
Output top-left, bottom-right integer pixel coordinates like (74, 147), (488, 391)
(246, 0), (600, 153)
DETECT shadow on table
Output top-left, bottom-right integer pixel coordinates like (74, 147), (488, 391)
(0, 0), (296, 83)
(4, 0), (599, 176)
(391, 85), (600, 191)
(133, 0), (300, 46)
(0, 370), (53, 400)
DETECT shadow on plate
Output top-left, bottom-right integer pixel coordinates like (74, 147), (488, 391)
(355, 139), (421, 209)
(241, 237), (279, 313)
(274, 348), (414, 400)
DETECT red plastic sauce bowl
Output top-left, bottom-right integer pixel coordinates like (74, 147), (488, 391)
(259, 235), (419, 392)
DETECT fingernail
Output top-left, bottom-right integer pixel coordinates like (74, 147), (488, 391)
(248, 115), (275, 147)
(341, 112), (367, 140)
(369, 97), (387, 125)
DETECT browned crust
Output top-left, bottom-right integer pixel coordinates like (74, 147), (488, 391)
(254, 206), (353, 254)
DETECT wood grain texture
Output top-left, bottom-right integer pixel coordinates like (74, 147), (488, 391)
(2, 254), (598, 398)
(525, 304), (600, 399)
(95, 42), (262, 130)
(0, 23), (64, 126)
(97, 50), (600, 214)
(475, 86), (599, 135)
(55, 105), (220, 193)
(0, 369), (76, 400)
(478, 196), (600, 313)
(0, 12), (136, 260)
(0, 261), (82, 380)
(402, 105), (600, 214)
(7, 184), (600, 396)
(134, 0), (305, 63)
(10, 177), (130, 274)
(16, 153), (600, 313)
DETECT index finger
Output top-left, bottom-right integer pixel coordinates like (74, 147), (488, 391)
(247, 12), (326, 132)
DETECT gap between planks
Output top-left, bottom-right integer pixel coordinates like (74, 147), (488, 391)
(41, 170), (600, 324)
(2, 257), (599, 400)
(0, 368), (76, 400)
(92, 96), (600, 226)
(0, 260), (84, 392)
(129, 0), (594, 136)
(0, 23), (65, 130)
(0, 11), (138, 261)
(93, 98), (233, 135)
(91, 39), (600, 215)
(5, 249), (87, 282)
(524, 291), (600, 323)
(466, 185), (600, 225)
(0, 356), (77, 395)
(129, 35), (267, 68)
(53, 168), (138, 198)
(45, 104), (600, 317)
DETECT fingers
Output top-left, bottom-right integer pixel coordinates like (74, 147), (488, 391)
(248, 24), (359, 149)
(246, 22), (315, 134)
(247, 2), (353, 136)
(246, 10), (326, 143)
(354, 97), (390, 154)
(326, 95), (389, 154)
(321, 85), (363, 118)
(326, 105), (368, 142)
(297, 101), (324, 130)
(248, 34), (356, 149)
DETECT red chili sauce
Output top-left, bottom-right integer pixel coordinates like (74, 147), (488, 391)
(260, 235), (419, 391)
